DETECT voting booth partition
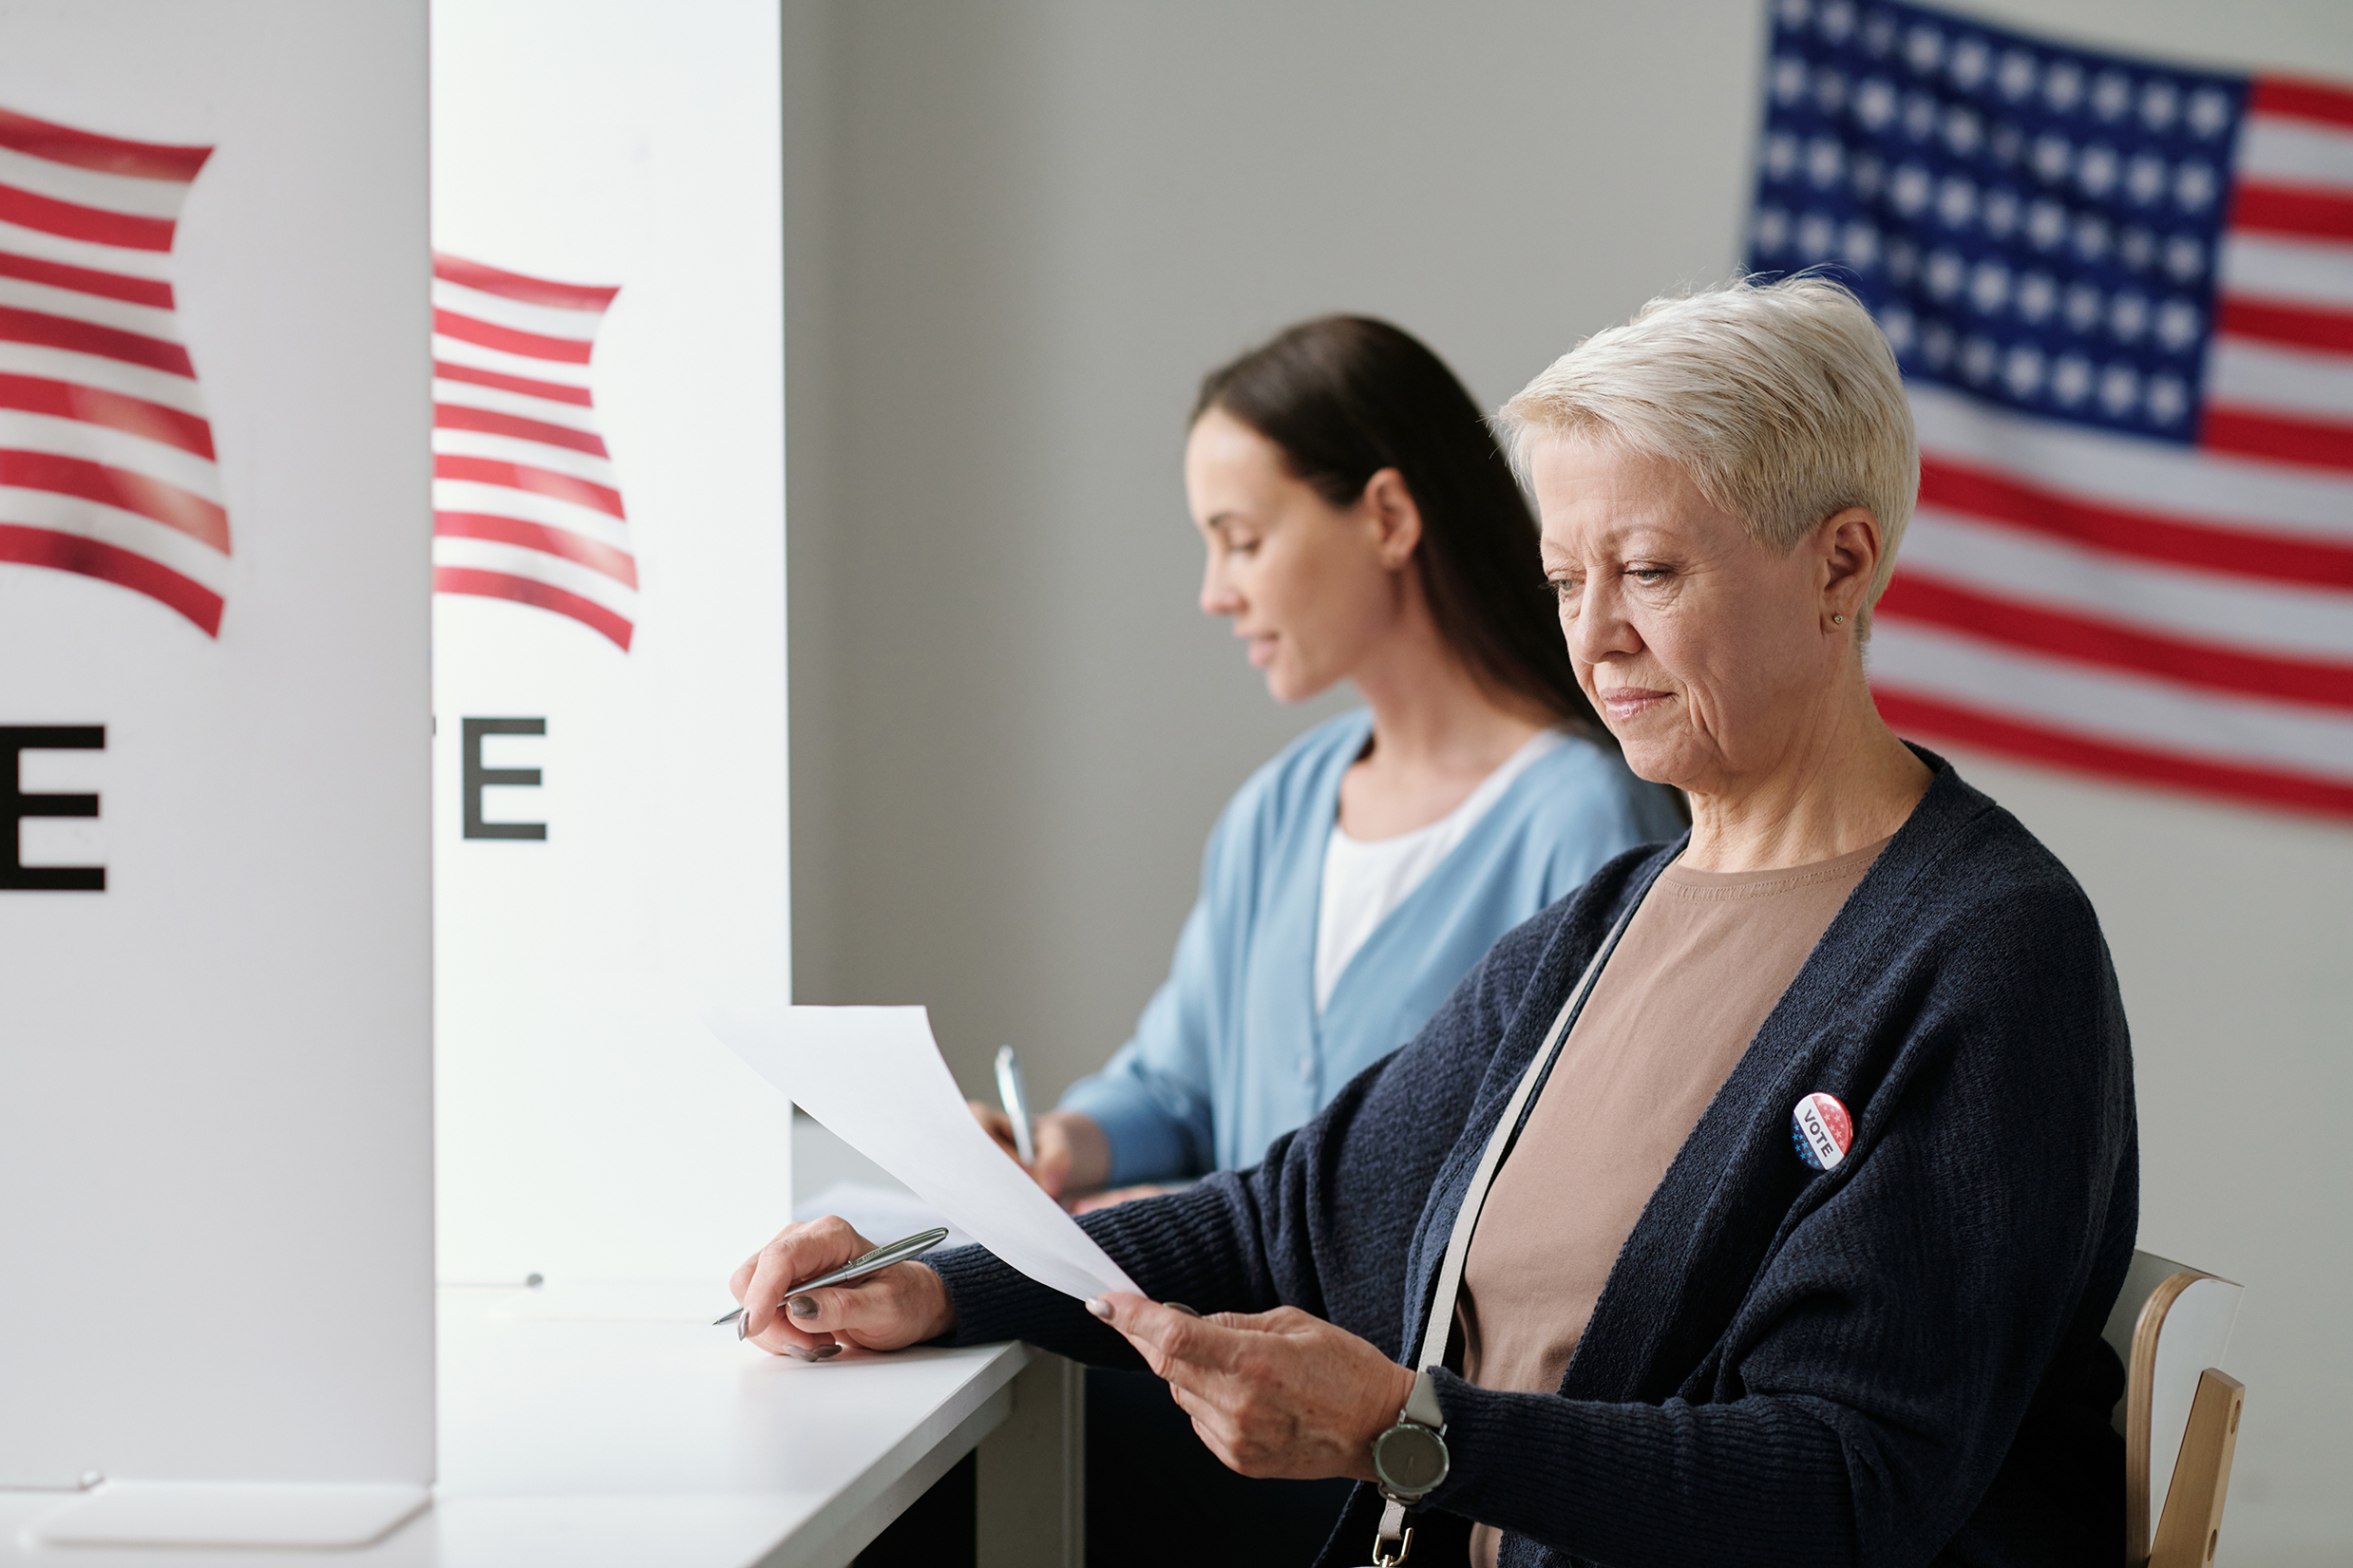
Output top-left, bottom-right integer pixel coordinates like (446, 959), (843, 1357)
(1, 0), (799, 1551)
(428, 0), (795, 1291)
(0, 0), (436, 1546)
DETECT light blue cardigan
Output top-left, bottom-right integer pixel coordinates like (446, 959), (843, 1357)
(1058, 709), (1683, 1183)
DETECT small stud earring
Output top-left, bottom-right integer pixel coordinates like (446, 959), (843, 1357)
(1832, 613), (1846, 625)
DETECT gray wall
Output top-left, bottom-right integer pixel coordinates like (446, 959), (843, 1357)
(781, 5), (2353, 1560)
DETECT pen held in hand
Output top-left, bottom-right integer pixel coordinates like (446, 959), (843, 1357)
(716, 1226), (952, 1341)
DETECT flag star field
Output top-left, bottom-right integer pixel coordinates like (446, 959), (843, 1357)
(1753, 0), (2353, 817)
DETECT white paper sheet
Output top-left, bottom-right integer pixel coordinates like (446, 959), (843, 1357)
(712, 1006), (1140, 1300)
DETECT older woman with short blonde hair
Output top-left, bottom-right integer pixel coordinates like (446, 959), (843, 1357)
(733, 277), (2138, 1568)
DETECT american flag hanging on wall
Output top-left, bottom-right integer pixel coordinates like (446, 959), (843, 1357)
(1752, 0), (2353, 818)
(0, 106), (225, 635)
(431, 254), (636, 650)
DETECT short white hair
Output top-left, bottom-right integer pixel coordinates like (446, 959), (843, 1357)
(1495, 274), (1918, 632)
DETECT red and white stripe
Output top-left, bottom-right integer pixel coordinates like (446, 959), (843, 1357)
(0, 105), (223, 634)
(430, 253), (634, 650)
(1875, 75), (2353, 818)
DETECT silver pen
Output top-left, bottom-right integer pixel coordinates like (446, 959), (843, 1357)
(994, 1044), (1035, 1165)
(715, 1226), (951, 1342)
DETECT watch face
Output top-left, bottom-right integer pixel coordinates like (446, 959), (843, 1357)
(1374, 1423), (1449, 1495)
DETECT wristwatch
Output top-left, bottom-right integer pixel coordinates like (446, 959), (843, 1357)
(1370, 1368), (1451, 1504)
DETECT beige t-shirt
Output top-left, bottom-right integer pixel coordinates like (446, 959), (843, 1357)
(1457, 838), (1888, 1568)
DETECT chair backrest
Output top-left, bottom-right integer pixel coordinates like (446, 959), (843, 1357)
(2099, 1249), (2245, 1567)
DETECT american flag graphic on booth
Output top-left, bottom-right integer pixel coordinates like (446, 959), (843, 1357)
(431, 254), (636, 650)
(1752, 0), (2353, 818)
(0, 106), (225, 635)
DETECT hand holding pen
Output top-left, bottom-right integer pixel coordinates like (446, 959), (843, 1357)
(725, 1219), (954, 1358)
(966, 1046), (1112, 1200)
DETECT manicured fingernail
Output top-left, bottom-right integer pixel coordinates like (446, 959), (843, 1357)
(736, 1313), (750, 1341)
(788, 1296), (820, 1318)
(1085, 1297), (1112, 1320)
(1165, 1301), (1201, 1317)
(781, 1341), (842, 1362)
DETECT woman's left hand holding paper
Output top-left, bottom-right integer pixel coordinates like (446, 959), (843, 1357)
(1087, 1294), (1414, 1483)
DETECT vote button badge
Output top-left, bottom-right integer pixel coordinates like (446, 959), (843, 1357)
(1791, 1091), (1853, 1172)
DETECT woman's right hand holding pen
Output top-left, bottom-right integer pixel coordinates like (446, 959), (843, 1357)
(731, 1217), (956, 1358)
(966, 1104), (1111, 1202)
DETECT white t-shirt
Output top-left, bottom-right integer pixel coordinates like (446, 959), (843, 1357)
(1313, 728), (1567, 1013)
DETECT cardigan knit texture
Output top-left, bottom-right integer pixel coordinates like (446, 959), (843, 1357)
(931, 751), (2138, 1567)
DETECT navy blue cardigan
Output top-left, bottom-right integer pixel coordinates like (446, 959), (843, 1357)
(933, 753), (2137, 1567)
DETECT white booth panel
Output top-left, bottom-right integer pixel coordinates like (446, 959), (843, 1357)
(430, 0), (794, 1287)
(0, 0), (434, 1492)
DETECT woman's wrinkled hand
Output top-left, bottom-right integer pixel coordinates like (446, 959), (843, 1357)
(729, 1216), (956, 1359)
(965, 1103), (1110, 1201)
(1085, 1294), (1415, 1483)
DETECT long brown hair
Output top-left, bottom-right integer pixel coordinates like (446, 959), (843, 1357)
(1193, 314), (1598, 734)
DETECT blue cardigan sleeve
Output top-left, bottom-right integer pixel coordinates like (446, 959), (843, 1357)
(1054, 894), (1220, 1185)
(1055, 787), (1252, 1185)
(1055, 727), (1676, 1188)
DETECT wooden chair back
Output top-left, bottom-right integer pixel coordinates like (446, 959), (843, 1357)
(2099, 1250), (2246, 1567)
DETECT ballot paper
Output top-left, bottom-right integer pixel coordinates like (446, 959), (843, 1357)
(713, 1006), (1140, 1301)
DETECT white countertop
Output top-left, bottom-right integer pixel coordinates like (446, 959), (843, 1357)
(3, 1282), (1033, 1568)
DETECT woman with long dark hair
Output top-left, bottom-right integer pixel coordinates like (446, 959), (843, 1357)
(968, 315), (1679, 1563)
(978, 315), (1679, 1207)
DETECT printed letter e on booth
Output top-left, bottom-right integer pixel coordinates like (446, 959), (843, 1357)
(462, 717), (546, 841)
(3, 727), (105, 892)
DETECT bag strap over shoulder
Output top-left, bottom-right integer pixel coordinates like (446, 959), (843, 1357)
(1368, 863), (1664, 1562)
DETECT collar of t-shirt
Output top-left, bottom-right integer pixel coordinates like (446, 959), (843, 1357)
(1312, 728), (1567, 1014)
